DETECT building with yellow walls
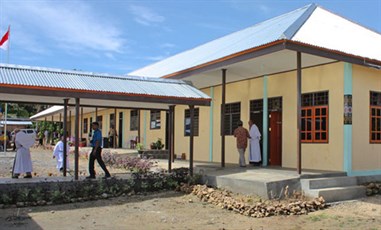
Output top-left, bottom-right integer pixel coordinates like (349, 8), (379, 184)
(32, 4), (381, 176)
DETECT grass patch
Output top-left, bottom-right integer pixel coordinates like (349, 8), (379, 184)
(308, 213), (330, 222)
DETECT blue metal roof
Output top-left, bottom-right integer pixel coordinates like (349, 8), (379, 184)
(129, 4), (316, 78)
(0, 63), (210, 101)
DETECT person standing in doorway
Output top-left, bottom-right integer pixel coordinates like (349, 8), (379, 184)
(108, 125), (117, 148)
(233, 120), (250, 167)
(248, 119), (262, 166)
(87, 122), (111, 179)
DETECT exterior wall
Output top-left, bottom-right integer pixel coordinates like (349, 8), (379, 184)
(71, 108), (137, 149)
(173, 62), (345, 171)
(123, 110), (138, 149)
(140, 110), (166, 150)
(298, 62), (344, 171)
(352, 65), (381, 171)
(174, 88), (211, 161)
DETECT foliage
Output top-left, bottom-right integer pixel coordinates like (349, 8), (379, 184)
(0, 168), (195, 207)
(0, 193), (12, 205)
(0, 103), (48, 118)
(136, 143), (144, 151)
(102, 152), (157, 173)
(150, 138), (164, 150)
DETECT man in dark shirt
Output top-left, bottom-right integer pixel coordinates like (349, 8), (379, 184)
(233, 120), (250, 167)
(86, 122), (111, 179)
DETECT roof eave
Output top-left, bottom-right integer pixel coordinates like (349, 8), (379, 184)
(0, 84), (211, 107)
(162, 39), (288, 79)
(284, 40), (381, 69)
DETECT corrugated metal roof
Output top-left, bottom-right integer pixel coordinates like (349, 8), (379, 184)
(129, 3), (381, 78)
(291, 7), (381, 62)
(0, 64), (210, 100)
(29, 106), (63, 120)
(129, 4), (315, 78)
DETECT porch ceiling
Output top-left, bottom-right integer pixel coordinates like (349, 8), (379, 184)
(184, 50), (335, 89)
(0, 92), (181, 112)
(30, 106), (106, 122)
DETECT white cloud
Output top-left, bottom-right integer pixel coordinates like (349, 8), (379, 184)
(258, 4), (270, 14)
(1, 2), (126, 54)
(129, 5), (165, 26)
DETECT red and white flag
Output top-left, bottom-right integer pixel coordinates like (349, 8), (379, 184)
(0, 27), (10, 51)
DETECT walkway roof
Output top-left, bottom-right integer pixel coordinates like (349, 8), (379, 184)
(0, 64), (210, 110)
(129, 4), (381, 88)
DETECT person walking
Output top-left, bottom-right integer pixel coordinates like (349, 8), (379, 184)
(12, 129), (35, 179)
(233, 120), (250, 167)
(248, 119), (262, 166)
(86, 122), (111, 179)
(53, 136), (70, 173)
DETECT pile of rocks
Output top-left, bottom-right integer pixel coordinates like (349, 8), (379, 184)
(365, 182), (381, 196)
(178, 184), (327, 218)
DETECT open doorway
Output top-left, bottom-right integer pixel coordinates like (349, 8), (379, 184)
(250, 97), (282, 166)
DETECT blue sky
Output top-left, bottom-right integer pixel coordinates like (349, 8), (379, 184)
(0, 0), (380, 75)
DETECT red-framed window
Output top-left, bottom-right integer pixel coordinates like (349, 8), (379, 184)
(370, 91), (381, 143)
(301, 106), (329, 143)
(301, 91), (329, 143)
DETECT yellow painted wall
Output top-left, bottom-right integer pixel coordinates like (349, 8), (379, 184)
(123, 110), (139, 149)
(298, 62), (344, 171)
(70, 108), (138, 148)
(173, 62), (346, 171)
(174, 93), (211, 162)
(352, 65), (381, 171)
(140, 110), (166, 150)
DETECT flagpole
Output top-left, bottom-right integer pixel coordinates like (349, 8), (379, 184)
(3, 26), (10, 154)
(7, 25), (10, 63)
(3, 103), (7, 154)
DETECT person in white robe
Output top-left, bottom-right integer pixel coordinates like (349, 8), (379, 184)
(53, 136), (70, 172)
(12, 129), (34, 179)
(248, 120), (262, 166)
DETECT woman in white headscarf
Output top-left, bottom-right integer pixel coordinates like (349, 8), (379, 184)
(12, 129), (34, 179)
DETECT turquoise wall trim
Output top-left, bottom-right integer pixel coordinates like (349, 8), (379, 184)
(209, 86), (214, 162)
(348, 170), (381, 176)
(343, 63), (353, 174)
(344, 63), (353, 94)
(262, 75), (268, 166)
(343, 126), (352, 173)
(143, 111), (147, 147)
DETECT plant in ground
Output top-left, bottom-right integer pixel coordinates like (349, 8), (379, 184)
(18, 188), (31, 203)
(50, 189), (65, 204)
(1, 193), (12, 205)
(30, 187), (44, 202)
(103, 152), (157, 173)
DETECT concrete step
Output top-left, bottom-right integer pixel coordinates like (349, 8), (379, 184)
(306, 186), (366, 203)
(301, 176), (358, 190)
(300, 172), (347, 179)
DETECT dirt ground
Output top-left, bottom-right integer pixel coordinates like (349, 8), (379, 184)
(0, 192), (380, 230)
(0, 146), (130, 178)
(0, 148), (380, 229)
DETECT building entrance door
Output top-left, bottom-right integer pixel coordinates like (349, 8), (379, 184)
(269, 111), (282, 166)
(118, 112), (123, 148)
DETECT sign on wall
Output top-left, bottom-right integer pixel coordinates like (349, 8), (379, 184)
(344, 95), (352, 125)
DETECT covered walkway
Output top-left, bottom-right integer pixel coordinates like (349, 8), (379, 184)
(0, 63), (211, 179)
